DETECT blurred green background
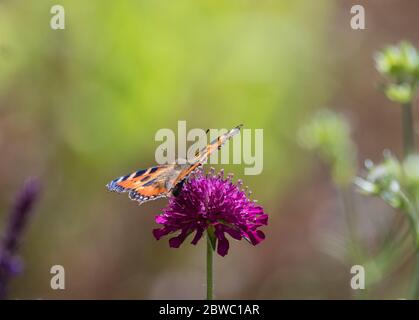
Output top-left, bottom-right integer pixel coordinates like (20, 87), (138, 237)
(0, 0), (418, 299)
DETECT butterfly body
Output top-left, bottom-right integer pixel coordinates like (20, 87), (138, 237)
(106, 125), (242, 205)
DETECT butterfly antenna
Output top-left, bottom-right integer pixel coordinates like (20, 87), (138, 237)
(227, 124), (243, 137)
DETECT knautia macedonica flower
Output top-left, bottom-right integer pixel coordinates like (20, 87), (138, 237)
(153, 169), (268, 256)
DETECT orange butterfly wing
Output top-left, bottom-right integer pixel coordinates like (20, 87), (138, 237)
(106, 164), (192, 204)
(107, 165), (173, 203)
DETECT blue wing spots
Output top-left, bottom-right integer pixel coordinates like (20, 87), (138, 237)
(129, 190), (148, 202)
(115, 174), (129, 183)
(149, 167), (159, 174)
(107, 168), (149, 193)
(128, 189), (166, 203)
(107, 173), (135, 192)
(106, 180), (126, 193)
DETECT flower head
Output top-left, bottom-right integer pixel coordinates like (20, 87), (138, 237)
(153, 169), (268, 256)
(298, 109), (357, 186)
(374, 42), (419, 104)
(375, 41), (419, 83)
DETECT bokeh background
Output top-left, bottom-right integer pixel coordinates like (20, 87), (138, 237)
(0, 0), (418, 299)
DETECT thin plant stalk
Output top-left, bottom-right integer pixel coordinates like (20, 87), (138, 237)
(399, 191), (419, 299)
(206, 234), (213, 300)
(403, 97), (419, 299)
(407, 216), (419, 299)
(380, 100), (416, 297)
(411, 250), (419, 299)
(402, 102), (414, 157)
(400, 100), (419, 298)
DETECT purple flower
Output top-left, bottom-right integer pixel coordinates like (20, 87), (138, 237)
(153, 169), (268, 256)
(0, 178), (40, 299)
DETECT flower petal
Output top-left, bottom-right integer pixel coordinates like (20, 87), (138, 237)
(255, 213), (269, 225)
(155, 215), (167, 224)
(152, 227), (172, 240)
(169, 228), (191, 248)
(246, 230), (265, 245)
(191, 228), (204, 245)
(224, 227), (242, 240)
(215, 226), (229, 256)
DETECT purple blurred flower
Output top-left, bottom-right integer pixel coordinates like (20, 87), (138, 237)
(153, 169), (268, 256)
(0, 178), (41, 299)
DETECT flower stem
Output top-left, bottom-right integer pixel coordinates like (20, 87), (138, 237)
(402, 102), (414, 157)
(408, 217), (419, 299)
(206, 234), (213, 300)
(400, 191), (419, 299)
(411, 249), (419, 299)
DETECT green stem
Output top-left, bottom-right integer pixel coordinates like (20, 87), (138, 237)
(206, 234), (213, 300)
(402, 102), (414, 157)
(407, 213), (419, 299)
(399, 191), (419, 299)
(411, 249), (419, 299)
(400, 101), (419, 297)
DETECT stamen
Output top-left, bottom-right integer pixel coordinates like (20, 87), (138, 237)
(209, 167), (216, 176)
(218, 169), (224, 179)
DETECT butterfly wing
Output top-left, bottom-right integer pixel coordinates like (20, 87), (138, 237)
(192, 124), (242, 165)
(172, 124), (243, 185)
(106, 164), (191, 204)
(107, 165), (172, 204)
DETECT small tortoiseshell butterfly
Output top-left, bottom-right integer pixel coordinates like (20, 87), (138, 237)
(106, 124), (242, 205)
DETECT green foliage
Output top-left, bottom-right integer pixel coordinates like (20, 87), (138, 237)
(298, 109), (357, 186)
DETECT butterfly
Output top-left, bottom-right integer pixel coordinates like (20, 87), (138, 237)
(106, 124), (243, 205)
